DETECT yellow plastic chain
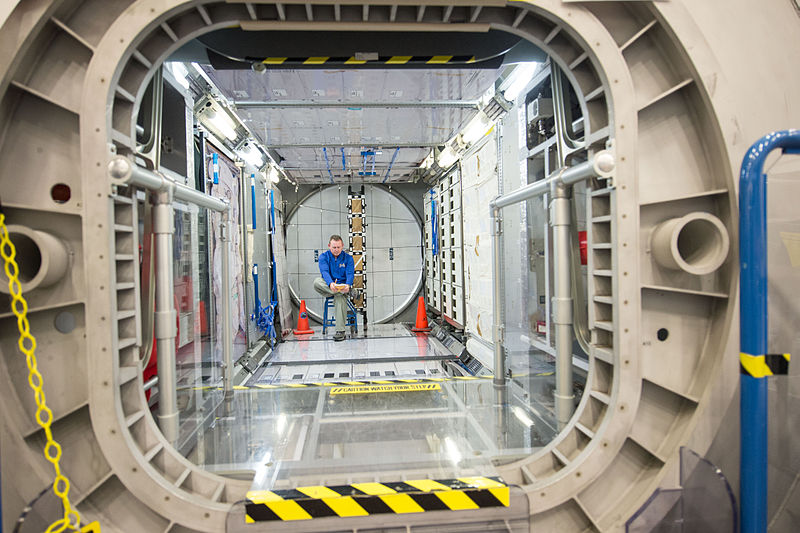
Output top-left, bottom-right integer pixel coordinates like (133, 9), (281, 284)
(0, 213), (86, 533)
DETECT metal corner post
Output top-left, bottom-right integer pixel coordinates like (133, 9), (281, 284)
(490, 204), (505, 386)
(550, 182), (575, 428)
(221, 209), (234, 398)
(152, 187), (179, 445)
(739, 129), (800, 533)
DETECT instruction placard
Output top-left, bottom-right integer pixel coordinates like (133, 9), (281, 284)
(330, 383), (441, 395)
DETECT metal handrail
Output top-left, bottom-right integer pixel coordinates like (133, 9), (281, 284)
(739, 129), (800, 533)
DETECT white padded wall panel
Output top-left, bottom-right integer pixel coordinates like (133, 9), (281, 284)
(462, 133), (498, 344)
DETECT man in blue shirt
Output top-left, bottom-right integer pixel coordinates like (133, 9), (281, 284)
(314, 235), (355, 341)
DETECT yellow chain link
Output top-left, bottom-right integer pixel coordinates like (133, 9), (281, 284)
(0, 213), (83, 533)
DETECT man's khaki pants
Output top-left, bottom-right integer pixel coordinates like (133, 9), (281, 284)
(313, 277), (346, 332)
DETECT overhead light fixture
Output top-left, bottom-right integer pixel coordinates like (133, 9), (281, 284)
(166, 61), (190, 90)
(420, 152), (434, 170)
(460, 111), (492, 146)
(237, 143), (264, 168)
(437, 144), (459, 169)
(501, 62), (539, 102)
(269, 166), (281, 184)
(208, 111), (237, 140)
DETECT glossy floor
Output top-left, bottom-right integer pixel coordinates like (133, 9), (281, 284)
(182, 325), (563, 491)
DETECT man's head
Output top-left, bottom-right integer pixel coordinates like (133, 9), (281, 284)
(328, 235), (344, 256)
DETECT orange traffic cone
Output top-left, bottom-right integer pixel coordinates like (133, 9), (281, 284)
(411, 296), (432, 332)
(293, 300), (314, 335)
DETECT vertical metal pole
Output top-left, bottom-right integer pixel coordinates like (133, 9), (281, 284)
(551, 183), (574, 428)
(550, 63), (577, 429)
(153, 188), (179, 444)
(221, 209), (234, 398)
(738, 129), (800, 533)
(490, 206), (506, 385)
(494, 383), (509, 449)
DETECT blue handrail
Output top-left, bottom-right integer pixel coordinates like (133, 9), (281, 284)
(430, 189), (438, 257)
(248, 175), (276, 338)
(212, 153), (219, 184)
(250, 174), (257, 230)
(739, 129), (800, 533)
(267, 189), (279, 340)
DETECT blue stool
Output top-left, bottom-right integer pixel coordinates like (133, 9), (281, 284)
(322, 296), (358, 334)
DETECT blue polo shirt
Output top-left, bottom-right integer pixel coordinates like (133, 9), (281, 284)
(319, 250), (354, 286)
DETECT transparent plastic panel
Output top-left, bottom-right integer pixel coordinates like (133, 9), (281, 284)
(174, 204), (225, 449)
(496, 96), (587, 440)
(766, 156), (800, 532)
(626, 447), (736, 533)
(680, 447), (737, 532)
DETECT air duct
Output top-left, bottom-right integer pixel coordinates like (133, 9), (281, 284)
(650, 212), (730, 275)
(0, 225), (68, 293)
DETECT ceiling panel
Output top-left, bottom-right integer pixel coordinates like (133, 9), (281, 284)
(202, 66), (501, 183)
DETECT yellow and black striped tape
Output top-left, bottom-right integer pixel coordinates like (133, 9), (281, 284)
(740, 352), (791, 378)
(261, 55), (477, 66)
(245, 476), (508, 522)
(179, 372), (555, 393)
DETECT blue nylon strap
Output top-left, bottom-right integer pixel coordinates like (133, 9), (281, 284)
(322, 147), (335, 183)
(382, 148), (400, 183)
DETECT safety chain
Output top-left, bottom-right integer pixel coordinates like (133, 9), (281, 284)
(0, 213), (82, 533)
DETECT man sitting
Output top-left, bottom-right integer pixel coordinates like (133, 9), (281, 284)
(314, 235), (354, 341)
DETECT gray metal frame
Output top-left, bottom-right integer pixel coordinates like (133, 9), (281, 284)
(0, 2), (739, 532)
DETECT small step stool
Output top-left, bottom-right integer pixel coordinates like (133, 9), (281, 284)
(322, 296), (358, 334)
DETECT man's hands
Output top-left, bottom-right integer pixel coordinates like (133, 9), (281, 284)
(329, 282), (350, 293)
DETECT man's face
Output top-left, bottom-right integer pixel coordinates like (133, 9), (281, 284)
(329, 239), (343, 256)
